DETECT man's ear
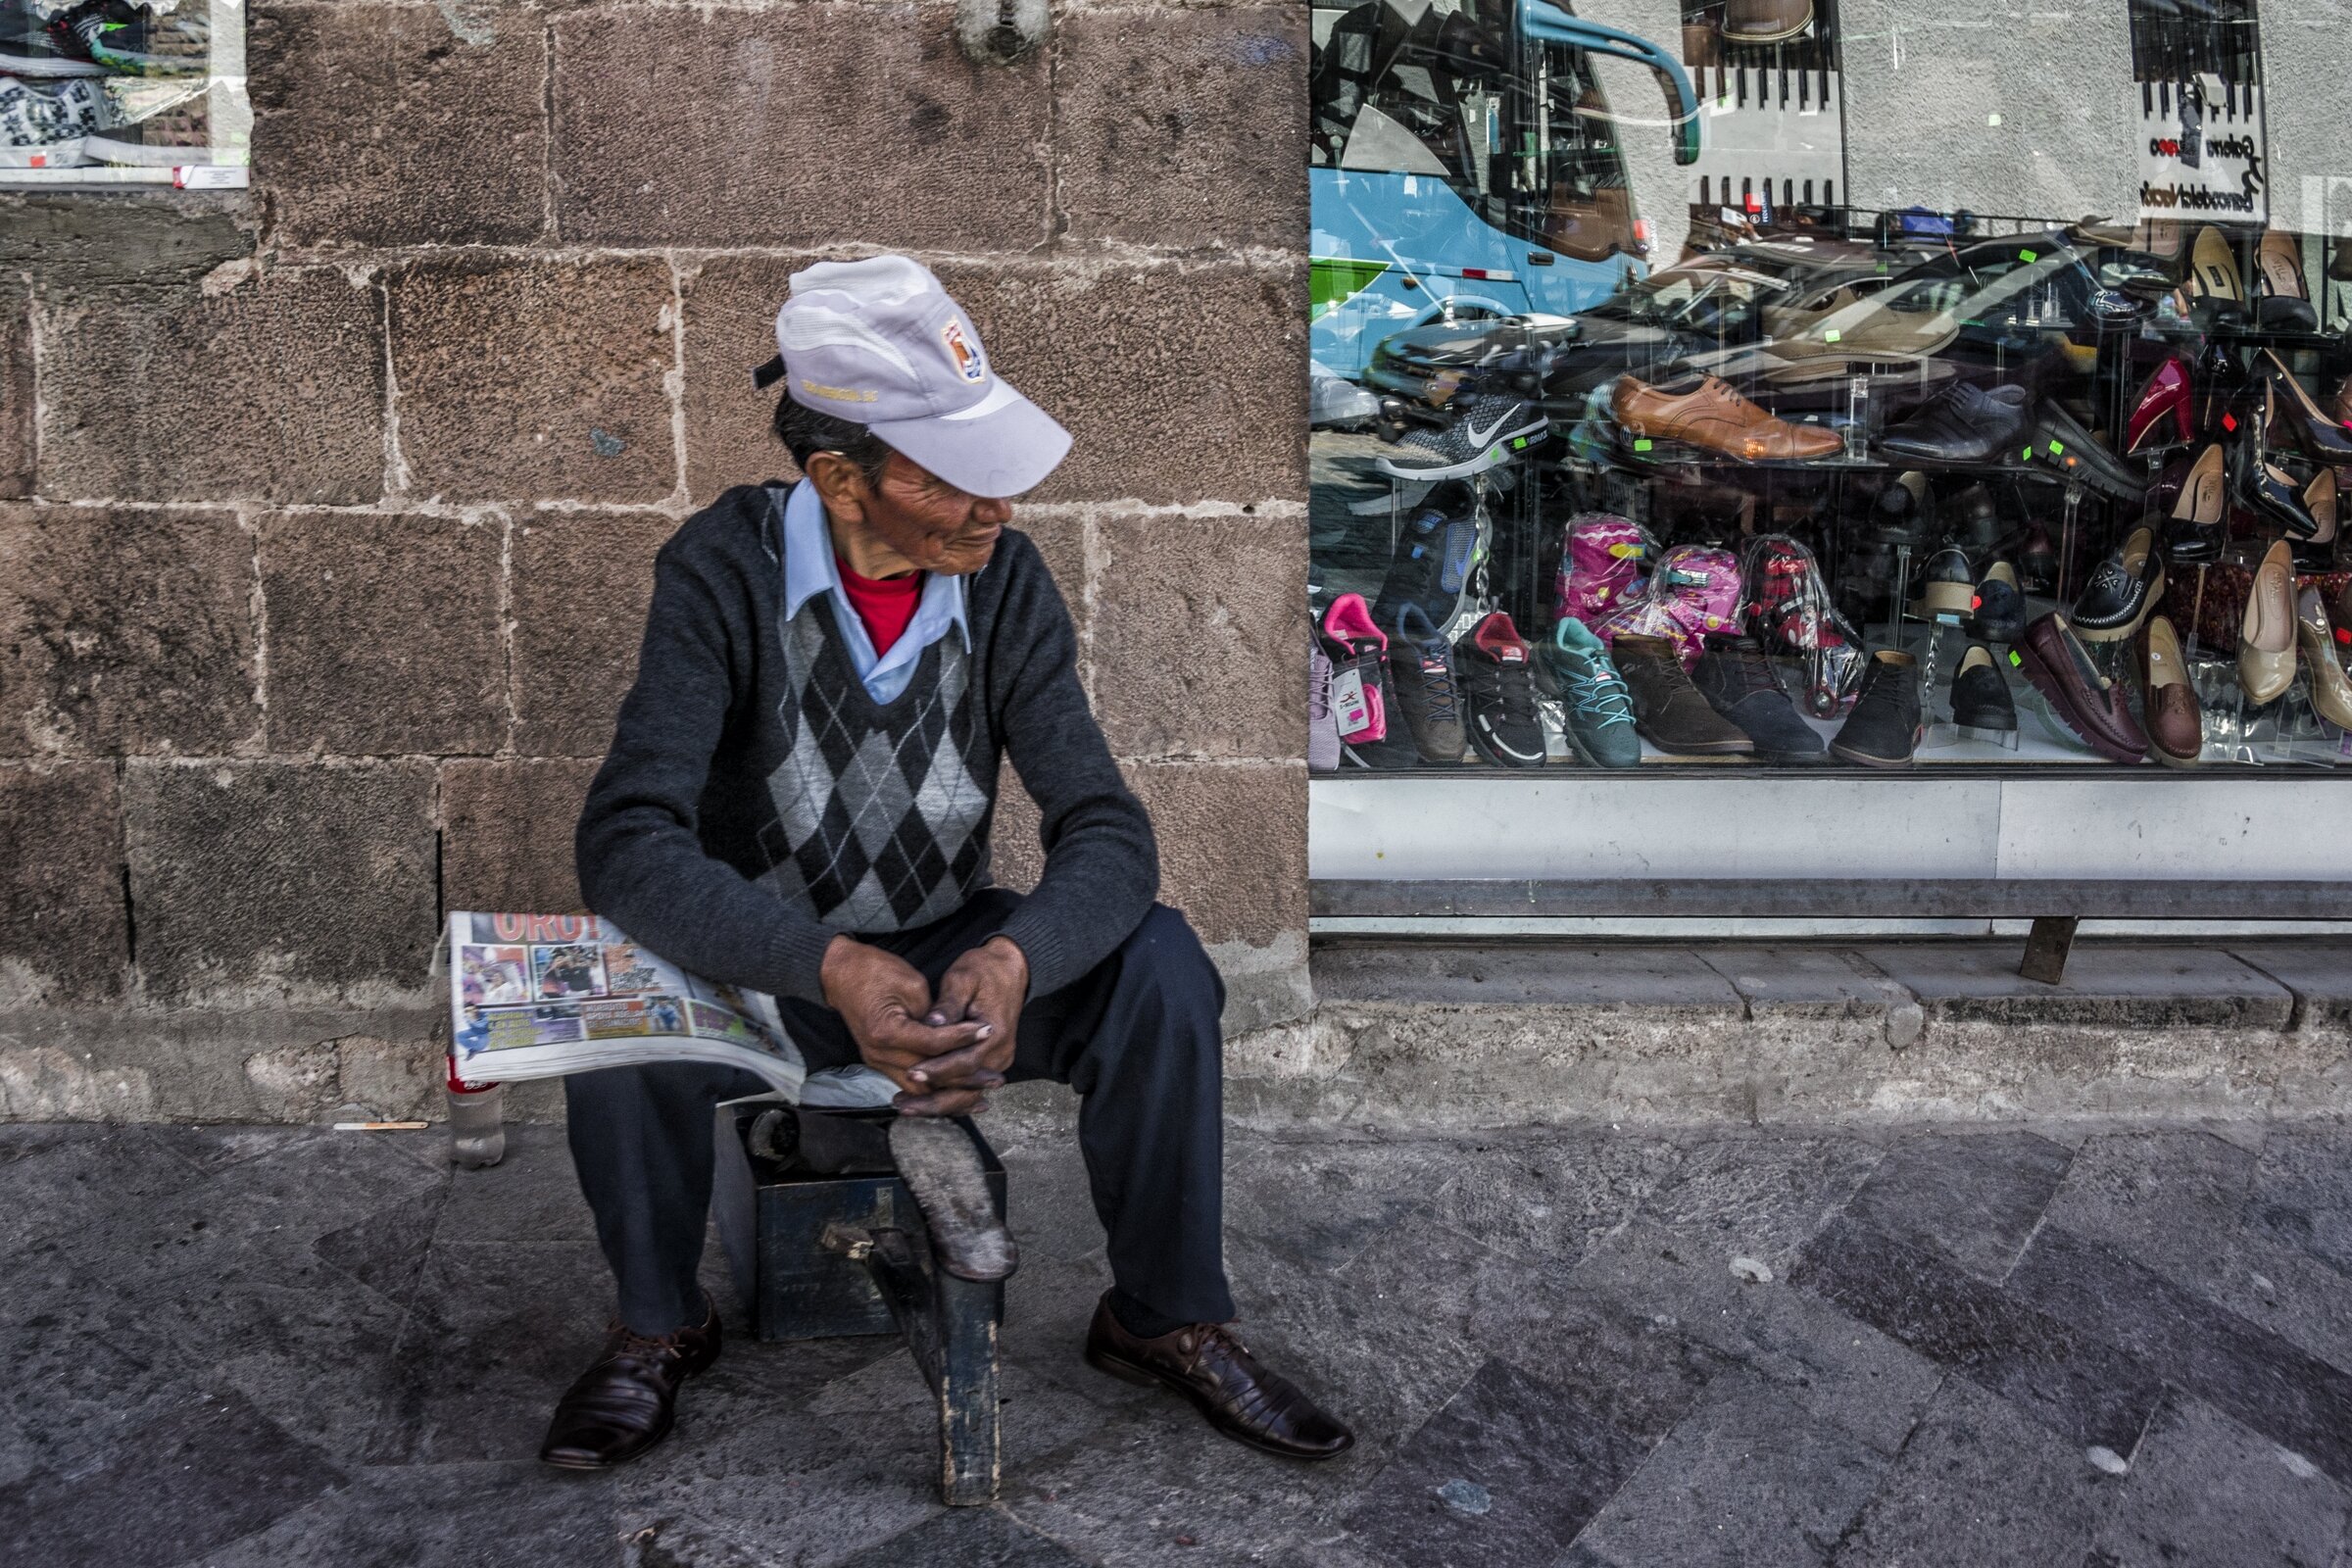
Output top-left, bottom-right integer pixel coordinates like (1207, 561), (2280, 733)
(805, 451), (869, 522)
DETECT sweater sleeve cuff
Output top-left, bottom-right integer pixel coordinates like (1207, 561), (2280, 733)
(993, 904), (1079, 1000)
(765, 918), (841, 1005)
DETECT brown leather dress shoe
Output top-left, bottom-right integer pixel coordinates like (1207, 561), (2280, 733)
(1612, 374), (1844, 463)
(539, 1296), (720, 1470)
(1084, 1294), (1353, 1461)
(2016, 612), (2148, 763)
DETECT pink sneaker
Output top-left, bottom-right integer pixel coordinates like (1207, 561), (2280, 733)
(1317, 593), (1389, 746)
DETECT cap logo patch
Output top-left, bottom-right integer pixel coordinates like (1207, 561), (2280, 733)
(941, 319), (987, 383)
(796, 377), (878, 404)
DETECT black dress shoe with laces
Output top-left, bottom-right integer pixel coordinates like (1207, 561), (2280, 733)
(1085, 1295), (1354, 1460)
(1877, 382), (2031, 465)
(540, 1296), (720, 1470)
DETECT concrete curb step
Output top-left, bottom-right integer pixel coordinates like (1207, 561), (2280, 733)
(2, 941), (2346, 1128)
(1223, 940), (2352, 1129)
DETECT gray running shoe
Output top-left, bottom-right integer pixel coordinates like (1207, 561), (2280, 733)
(1364, 604), (1466, 765)
(1375, 392), (1548, 480)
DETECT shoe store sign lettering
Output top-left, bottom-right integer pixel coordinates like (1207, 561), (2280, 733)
(2138, 83), (2267, 223)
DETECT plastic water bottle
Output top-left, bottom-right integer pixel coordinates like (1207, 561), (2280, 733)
(445, 1056), (505, 1168)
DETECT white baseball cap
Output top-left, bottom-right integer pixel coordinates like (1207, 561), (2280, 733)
(752, 256), (1072, 499)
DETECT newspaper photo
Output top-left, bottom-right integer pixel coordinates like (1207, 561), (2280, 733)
(444, 911), (809, 1099)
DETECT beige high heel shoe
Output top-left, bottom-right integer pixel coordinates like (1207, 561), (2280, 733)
(2189, 226), (2245, 309)
(2295, 585), (2352, 729)
(2239, 540), (2298, 704)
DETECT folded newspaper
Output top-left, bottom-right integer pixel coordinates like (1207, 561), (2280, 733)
(441, 911), (896, 1107)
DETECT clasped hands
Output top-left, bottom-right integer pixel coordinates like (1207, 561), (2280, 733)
(819, 932), (1028, 1116)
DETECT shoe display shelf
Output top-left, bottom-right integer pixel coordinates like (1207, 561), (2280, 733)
(0, 0), (248, 190)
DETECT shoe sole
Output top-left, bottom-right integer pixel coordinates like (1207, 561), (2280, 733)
(540, 1404), (674, 1470)
(1083, 1347), (1352, 1462)
(1467, 722), (1547, 768)
(1635, 723), (1753, 756)
(1912, 580), (1978, 619)
(0, 53), (104, 76)
(2012, 640), (2147, 762)
(1828, 739), (1915, 767)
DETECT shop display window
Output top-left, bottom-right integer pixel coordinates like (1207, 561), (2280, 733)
(1, 0), (246, 187)
(1308, 0), (2351, 774)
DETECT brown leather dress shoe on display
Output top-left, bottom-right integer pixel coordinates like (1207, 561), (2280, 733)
(1613, 374), (1843, 463)
(540, 1296), (721, 1470)
(1084, 1295), (1354, 1461)
(2137, 615), (2204, 766)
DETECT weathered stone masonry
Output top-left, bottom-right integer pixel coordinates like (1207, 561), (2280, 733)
(0, 0), (1314, 1120)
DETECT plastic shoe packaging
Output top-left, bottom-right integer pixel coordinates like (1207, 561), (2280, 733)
(1740, 533), (1866, 716)
(1552, 513), (1655, 628)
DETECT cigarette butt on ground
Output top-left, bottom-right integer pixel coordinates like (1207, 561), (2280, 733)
(332, 1120), (431, 1131)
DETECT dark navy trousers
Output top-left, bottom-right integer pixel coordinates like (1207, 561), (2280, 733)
(564, 891), (1234, 1336)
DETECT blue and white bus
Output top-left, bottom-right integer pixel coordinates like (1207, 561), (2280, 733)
(1309, 0), (1701, 380)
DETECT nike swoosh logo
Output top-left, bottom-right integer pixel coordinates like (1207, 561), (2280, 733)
(1465, 409), (1523, 447)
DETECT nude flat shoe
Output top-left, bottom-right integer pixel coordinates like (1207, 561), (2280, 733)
(2238, 539), (2297, 705)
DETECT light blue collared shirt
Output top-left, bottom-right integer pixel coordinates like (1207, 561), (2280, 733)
(778, 478), (970, 705)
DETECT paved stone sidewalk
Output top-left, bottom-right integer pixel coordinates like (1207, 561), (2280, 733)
(6, 1114), (2351, 1567)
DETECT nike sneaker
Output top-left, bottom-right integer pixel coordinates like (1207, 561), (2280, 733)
(1455, 611), (1546, 767)
(0, 73), (99, 166)
(1364, 604), (1466, 766)
(0, 0), (100, 74)
(1374, 391), (1548, 480)
(1535, 616), (1641, 767)
(47, 0), (206, 75)
(1371, 500), (1488, 639)
(1316, 593), (1390, 750)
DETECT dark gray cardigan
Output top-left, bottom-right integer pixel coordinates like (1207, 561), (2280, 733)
(575, 482), (1158, 1004)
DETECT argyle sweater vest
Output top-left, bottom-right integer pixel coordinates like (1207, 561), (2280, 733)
(758, 594), (993, 933)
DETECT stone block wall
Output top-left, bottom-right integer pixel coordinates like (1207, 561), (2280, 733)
(0, 0), (1311, 1121)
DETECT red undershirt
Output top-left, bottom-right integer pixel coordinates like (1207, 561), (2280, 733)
(835, 557), (925, 658)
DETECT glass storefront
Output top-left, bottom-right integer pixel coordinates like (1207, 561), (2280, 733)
(1308, 0), (2351, 776)
(1, 0), (247, 186)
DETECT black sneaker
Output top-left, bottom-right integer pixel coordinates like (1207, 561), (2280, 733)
(2027, 400), (2146, 504)
(0, 0), (100, 74)
(1967, 560), (2026, 644)
(1370, 501), (1487, 636)
(1829, 651), (1922, 767)
(1950, 643), (2017, 731)
(1364, 605), (1467, 766)
(1455, 611), (1547, 766)
(1690, 636), (1825, 765)
(1375, 392), (1548, 480)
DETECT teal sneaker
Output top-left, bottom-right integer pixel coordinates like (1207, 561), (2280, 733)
(1537, 618), (1642, 768)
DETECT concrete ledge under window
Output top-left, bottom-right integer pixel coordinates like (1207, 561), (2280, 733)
(1219, 939), (2352, 1130)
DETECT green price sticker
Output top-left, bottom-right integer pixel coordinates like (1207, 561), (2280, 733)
(1823, 328), (1842, 343)
(2008, 650), (2024, 667)
(1634, 438), (1654, 452)
(2047, 439), (2065, 457)
(2019, 248), (2038, 263)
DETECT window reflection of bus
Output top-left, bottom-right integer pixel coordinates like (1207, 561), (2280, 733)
(1310, 0), (1700, 381)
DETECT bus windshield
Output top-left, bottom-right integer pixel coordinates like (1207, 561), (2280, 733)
(1311, 0), (1636, 264)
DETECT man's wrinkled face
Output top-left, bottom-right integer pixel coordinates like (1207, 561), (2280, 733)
(820, 450), (1012, 577)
